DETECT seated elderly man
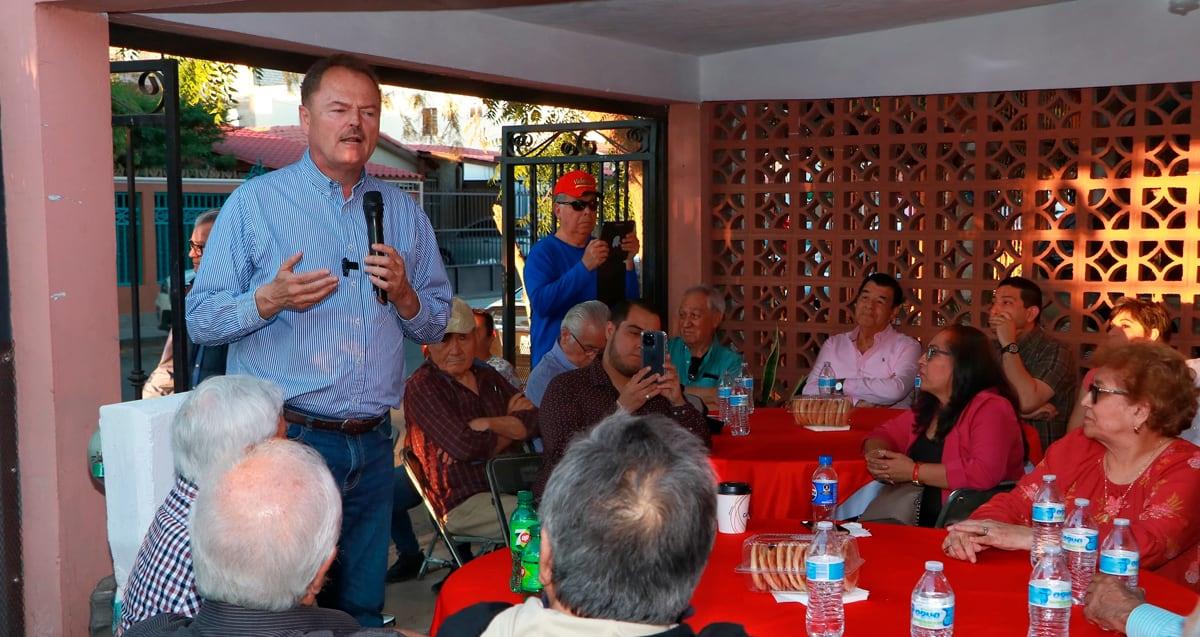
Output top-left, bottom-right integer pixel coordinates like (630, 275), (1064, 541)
(524, 300), (609, 406)
(802, 273), (921, 407)
(405, 297), (537, 540)
(438, 413), (748, 637)
(668, 285), (743, 406)
(125, 439), (414, 637)
(118, 375), (284, 634)
(534, 299), (710, 497)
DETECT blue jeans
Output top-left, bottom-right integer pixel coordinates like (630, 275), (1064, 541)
(287, 421), (392, 627)
(392, 467), (422, 556)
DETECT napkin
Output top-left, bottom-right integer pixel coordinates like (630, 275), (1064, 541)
(839, 522), (872, 538)
(773, 587), (870, 605)
(803, 425), (851, 432)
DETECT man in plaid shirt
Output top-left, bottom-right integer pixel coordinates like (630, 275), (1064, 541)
(118, 376), (285, 634)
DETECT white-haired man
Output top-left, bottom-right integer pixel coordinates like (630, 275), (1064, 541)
(524, 300), (610, 407)
(125, 439), (419, 637)
(118, 376), (285, 634)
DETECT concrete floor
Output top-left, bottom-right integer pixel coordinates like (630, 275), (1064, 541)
(385, 509), (446, 634)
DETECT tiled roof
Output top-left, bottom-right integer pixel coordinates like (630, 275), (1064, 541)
(214, 126), (422, 180)
(406, 143), (498, 164)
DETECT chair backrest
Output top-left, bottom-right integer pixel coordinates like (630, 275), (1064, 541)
(486, 453), (543, 542)
(402, 447), (445, 525)
(683, 393), (707, 414)
(934, 481), (1017, 528)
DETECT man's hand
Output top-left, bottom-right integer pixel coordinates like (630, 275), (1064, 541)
(467, 418), (491, 432)
(617, 367), (661, 413)
(364, 243), (420, 319)
(1084, 574), (1145, 632)
(620, 232), (640, 268)
(507, 393), (535, 414)
(657, 361), (686, 407)
(988, 310), (1018, 347)
(581, 239), (610, 271)
(254, 252), (338, 320)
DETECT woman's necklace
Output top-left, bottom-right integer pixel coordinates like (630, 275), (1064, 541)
(1100, 439), (1173, 516)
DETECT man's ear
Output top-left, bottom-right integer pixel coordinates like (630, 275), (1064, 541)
(299, 104), (311, 134)
(301, 549), (337, 606)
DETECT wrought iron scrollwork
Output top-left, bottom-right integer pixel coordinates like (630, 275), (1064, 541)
(137, 70), (167, 114)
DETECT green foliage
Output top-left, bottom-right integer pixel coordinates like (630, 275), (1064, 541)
(482, 99), (586, 126)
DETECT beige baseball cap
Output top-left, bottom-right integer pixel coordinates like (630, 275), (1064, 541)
(444, 297), (476, 335)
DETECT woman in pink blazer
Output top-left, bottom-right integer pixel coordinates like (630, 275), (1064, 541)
(863, 324), (1026, 527)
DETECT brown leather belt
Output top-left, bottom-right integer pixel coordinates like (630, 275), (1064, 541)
(282, 406), (387, 435)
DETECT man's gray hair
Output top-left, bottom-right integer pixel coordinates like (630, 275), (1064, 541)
(541, 413), (716, 624)
(191, 439), (341, 611)
(194, 208), (219, 227)
(561, 300), (610, 336)
(171, 375), (282, 487)
(684, 285), (726, 316)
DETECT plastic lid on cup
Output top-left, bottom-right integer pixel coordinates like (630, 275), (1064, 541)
(1114, 518), (1130, 527)
(818, 454), (832, 466)
(1043, 474), (1057, 482)
(1074, 497), (1089, 506)
(925, 561), (944, 572)
(718, 481), (751, 495)
(816, 521), (834, 530)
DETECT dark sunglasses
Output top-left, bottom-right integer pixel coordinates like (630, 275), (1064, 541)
(188, 241), (205, 255)
(559, 199), (599, 212)
(1086, 382), (1128, 404)
(924, 345), (951, 361)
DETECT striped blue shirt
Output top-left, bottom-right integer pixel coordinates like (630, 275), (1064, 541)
(1127, 604), (1186, 637)
(186, 151), (451, 418)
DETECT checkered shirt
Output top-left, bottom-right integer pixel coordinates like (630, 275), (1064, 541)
(118, 476), (199, 634)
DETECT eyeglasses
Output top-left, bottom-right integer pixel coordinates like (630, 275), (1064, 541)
(558, 199), (599, 212)
(924, 345), (952, 361)
(569, 331), (602, 357)
(1086, 382), (1128, 404)
(188, 241), (205, 255)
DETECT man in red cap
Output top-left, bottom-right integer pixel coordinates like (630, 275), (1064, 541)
(523, 170), (639, 367)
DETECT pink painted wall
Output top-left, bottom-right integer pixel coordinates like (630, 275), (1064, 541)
(665, 103), (705, 331)
(0, 3), (117, 634)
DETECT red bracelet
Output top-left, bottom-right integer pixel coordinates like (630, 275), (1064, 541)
(911, 462), (922, 485)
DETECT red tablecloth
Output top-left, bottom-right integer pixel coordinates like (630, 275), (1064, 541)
(709, 407), (902, 520)
(430, 522), (1197, 636)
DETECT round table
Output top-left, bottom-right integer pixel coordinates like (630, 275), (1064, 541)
(709, 407), (902, 520)
(430, 521), (1197, 636)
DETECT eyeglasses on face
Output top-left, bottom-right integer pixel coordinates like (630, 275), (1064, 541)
(924, 345), (952, 361)
(558, 198), (599, 212)
(569, 331), (602, 357)
(188, 241), (205, 255)
(1086, 382), (1128, 404)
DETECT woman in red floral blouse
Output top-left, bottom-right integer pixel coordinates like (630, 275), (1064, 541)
(942, 340), (1200, 591)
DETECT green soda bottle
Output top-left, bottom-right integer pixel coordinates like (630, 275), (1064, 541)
(520, 522), (543, 595)
(508, 491), (538, 593)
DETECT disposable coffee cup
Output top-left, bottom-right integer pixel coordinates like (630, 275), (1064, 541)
(716, 481), (751, 534)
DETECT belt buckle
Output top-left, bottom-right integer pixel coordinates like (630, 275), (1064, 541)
(339, 418), (355, 433)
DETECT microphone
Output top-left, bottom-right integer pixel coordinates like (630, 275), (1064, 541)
(363, 190), (387, 305)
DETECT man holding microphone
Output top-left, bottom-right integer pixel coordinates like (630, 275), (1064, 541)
(186, 54), (450, 626)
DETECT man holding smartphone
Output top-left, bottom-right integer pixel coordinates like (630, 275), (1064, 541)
(524, 170), (640, 367)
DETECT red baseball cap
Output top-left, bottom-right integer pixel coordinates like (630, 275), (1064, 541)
(552, 170), (598, 200)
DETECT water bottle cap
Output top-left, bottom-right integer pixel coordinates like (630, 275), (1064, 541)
(1113, 518), (1130, 526)
(816, 520), (834, 530)
(924, 560), (944, 572)
(818, 454), (832, 466)
(1074, 497), (1089, 506)
(1043, 474), (1057, 482)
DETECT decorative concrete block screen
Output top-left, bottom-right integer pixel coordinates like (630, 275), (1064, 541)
(702, 84), (1199, 395)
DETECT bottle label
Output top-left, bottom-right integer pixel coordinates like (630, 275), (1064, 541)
(1032, 502), (1066, 523)
(520, 560), (542, 593)
(911, 599), (955, 629)
(1062, 528), (1098, 553)
(805, 555), (844, 582)
(717, 386), (733, 399)
(1099, 550), (1139, 576)
(812, 479), (838, 506)
(510, 525), (532, 553)
(740, 377), (754, 391)
(1028, 580), (1072, 608)
(819, 377), (835, 390)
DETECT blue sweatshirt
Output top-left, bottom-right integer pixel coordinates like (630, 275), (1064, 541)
(523, 235), (639, 366)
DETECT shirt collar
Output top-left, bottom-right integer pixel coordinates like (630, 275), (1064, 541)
(297, 149), (368, 199)
(547, 340), (576, 370)
(584, 356), (614, 389)
(174, 474), (198, 499)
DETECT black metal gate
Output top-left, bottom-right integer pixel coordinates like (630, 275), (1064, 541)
(0, 99), (25, 637)
(498, 119), (664, 363)
(111, 59), (189, 395)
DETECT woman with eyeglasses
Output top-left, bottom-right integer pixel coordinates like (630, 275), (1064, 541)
(861, 324), (1026, 527)
(944, 340), (1200, 590)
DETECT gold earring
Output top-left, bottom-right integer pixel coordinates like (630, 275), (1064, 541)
(1133, 424), (1142, 434)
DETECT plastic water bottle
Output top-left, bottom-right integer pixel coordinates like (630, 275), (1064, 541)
(508, 491), (538, 593)
(805, 520), (845, 637)
(738, 363), (755, 414)
(729, 393), (749, 436)
(818, 362), (836, 396)
(811, 455), (838, 523)
(1030, 474), (1065, 565)
(1028, 545), (1071, 637)
(911, 560), (954, 637)
(1099, 518), (1140, 589)
(1062, 498), (1098, 605)
(717, 371), (734, 424)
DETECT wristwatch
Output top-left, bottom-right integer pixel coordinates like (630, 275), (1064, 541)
(1002, 342), (1020, 355)
(833, 379), (846, 394)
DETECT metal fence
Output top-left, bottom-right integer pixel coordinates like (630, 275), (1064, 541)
(425, 191), (532, 267)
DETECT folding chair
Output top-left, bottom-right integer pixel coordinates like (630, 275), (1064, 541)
(401, 447), (501, 576)
(486, 453), (543, 543)
(934, 481), (1017, 528)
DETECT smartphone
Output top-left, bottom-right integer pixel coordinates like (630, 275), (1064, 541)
(600, 220), (636, 263)
(641, 330), (667, 377)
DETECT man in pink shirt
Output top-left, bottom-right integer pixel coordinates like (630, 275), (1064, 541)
(801, 273), (921, 407)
